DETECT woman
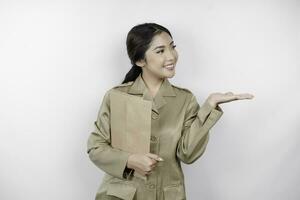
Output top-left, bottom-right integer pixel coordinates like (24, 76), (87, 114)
(87, 22), (254, 200)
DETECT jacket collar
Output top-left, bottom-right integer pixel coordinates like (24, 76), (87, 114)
(128, 73), (176, 113)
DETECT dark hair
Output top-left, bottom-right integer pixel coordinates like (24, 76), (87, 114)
(121, 23), (173, 84)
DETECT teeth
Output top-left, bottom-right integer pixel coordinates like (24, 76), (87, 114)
(165, 64), (174, 69)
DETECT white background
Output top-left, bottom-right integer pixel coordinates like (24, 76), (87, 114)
(0, 0), (299, 199)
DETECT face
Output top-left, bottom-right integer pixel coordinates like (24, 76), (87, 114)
(136, 31), (178, 80)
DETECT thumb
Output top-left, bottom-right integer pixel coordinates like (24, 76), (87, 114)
(146, 153), (164, 161)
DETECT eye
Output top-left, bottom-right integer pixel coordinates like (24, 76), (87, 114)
(156, 49), (164, 54)
(156, 45), (177, 54)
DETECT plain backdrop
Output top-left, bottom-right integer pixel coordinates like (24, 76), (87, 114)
(0, 0), (299, 199)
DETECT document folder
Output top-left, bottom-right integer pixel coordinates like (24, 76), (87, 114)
(110, 90), (152, 180)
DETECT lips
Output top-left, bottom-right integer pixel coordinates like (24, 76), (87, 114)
(164, 64), (175, 69)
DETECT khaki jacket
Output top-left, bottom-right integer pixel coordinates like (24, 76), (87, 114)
(87, 74), (223, 200)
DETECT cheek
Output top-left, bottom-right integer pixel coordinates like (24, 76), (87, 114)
(147, 53), (162, 63)
(151, 56), (164, 66)
(174, 51), (179, 60)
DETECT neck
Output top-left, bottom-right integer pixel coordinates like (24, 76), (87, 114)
(141, 72), (164, 93)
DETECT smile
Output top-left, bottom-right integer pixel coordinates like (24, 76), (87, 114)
(164, 64), (175, 70)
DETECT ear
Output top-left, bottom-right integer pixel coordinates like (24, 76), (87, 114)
(135, 59), (146, 68)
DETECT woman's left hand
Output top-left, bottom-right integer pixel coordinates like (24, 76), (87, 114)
(206, 92), (254, 108)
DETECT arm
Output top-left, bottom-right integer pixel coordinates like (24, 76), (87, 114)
(87, 90), (134, 180)
(176, 93), (223, 164)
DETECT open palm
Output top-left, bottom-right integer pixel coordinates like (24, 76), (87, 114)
(208, 92), (254, 107)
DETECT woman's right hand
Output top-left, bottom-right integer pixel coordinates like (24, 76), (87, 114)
(126, 153), (164, 176)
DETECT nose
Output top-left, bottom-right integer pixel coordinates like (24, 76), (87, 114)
(165, 48), (176, 62)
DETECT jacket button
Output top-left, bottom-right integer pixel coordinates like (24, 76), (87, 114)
(149, 184), (155, 189)
(151, 112), (159, 120)
(150, 136), (157, 142)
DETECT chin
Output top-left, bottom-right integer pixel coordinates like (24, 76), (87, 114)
(165, 73), (175, 79)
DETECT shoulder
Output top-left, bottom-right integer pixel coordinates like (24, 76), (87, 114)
(107, 81), (134, 94)
(171, 83), (194, 97)
(113, 81), (134, 90)
(113, 81), (134, 89)
(170, 83), (197, 106)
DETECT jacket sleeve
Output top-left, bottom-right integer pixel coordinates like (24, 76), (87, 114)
(176, 93), (223, 164)
(87, 90), (134, 180)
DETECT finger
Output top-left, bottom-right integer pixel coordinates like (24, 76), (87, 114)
(145, 171), (152, 176)
(145, 158), (157, 167)
(146, 153), (164, 161)
(147, 171), (153, 175)
(225, 92), (234, 96)
(136, 168), (146, 176)
(144, 168), (152, 175)
(150, 162), (157, 167)
(150, 163), (157, 169)
(236, 93), (254, 99)
(145, 165), (153, 172)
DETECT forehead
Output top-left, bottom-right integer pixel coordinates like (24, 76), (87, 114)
(150, 32), (173, 46)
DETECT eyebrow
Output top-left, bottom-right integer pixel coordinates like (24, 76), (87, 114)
(153, 41), (174, 51)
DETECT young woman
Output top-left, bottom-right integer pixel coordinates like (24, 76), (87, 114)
(87, 22), (254, 200)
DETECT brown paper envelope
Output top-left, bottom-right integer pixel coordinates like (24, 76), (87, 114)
(110, 90), (152, 180)
(110, 90), (152, 153)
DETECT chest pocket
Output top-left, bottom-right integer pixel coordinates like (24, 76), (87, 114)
(163, 183), (186, 200)
(106, 181), (137, 200)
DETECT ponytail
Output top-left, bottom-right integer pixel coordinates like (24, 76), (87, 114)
(121, 65), (142, 84)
